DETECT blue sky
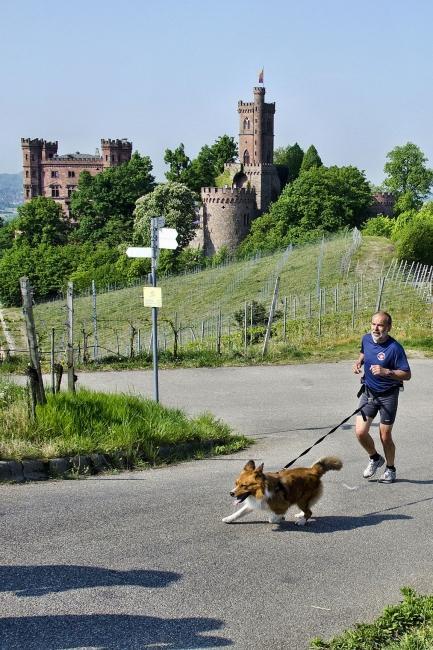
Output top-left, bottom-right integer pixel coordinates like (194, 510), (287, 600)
(2, 0), (433, 185)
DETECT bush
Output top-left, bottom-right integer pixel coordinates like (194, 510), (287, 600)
(362, 215), (395, 237)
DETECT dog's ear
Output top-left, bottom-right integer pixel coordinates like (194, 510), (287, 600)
(244, 460), (255, 471)
(256, 463), (264, 474)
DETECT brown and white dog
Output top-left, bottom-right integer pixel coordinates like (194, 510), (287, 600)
(222, 456), (342, 525)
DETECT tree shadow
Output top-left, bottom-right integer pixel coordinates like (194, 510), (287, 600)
(0, 614), (232, 649)
(273, 511), (412, 533)
(0, 565), (181, 597)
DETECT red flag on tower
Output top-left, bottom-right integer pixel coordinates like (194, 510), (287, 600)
(258, 68), (264, 84)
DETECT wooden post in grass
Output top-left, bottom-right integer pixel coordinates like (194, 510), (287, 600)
(66, 281), (75, 392)
(20, 276), (46, 412)
(375, 276), (385, 312)
(92, 280), (99, 361)
(262, 276), (280, 357)
(244, 301), (248, 351)
(283, 296), (287, 340)
(50, 327), (55, 394)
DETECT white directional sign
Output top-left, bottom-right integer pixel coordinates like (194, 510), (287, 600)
(126, 247), (152, 258)
(158, 228), (178, 250)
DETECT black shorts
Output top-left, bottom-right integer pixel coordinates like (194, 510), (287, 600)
(358, 388), (400, 425)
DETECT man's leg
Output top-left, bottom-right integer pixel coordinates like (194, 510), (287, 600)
(379, 423), (395, 466)
(355, 415), (376, 454)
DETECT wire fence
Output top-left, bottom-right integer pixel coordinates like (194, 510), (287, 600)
(1, 230), (432, 364)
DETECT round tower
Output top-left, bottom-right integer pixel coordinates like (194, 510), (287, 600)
(253, 87), (265, 164)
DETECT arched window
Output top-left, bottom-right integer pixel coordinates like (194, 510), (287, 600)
(243, 117), (250, 131)
(243, 150), (250, 165)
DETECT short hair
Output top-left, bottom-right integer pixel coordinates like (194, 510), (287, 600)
(372, 310), (392, 327)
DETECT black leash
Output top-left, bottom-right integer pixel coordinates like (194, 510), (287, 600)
(283, 403), (366, 469)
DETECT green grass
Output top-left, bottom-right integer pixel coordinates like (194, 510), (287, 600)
(0, 379), (249, 462)
(1, 232), (432, 370)
(310, 588), (433, 649)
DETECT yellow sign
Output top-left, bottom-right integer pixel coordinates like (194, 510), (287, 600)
(143, 287), (162, 308)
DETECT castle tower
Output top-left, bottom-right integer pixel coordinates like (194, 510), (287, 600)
(101, 138), (132, 168)
(21, 138), (44, 199)
(238, 86), (275, 165)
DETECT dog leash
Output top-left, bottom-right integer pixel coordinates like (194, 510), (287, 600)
(283, 404), (366, 469)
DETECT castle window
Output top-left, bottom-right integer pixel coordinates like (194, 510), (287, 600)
(243, 150), (250, 165)
(51, 185), (60, 198)
(26, 171), (29, 178)
(26, 188), (30, 198)
(105, 155), (108, 161)
(51, 170), (59, 178)
(67, 185), (76, 198)
(68, 170), (75, 178)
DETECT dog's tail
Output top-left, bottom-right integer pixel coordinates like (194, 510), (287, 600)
(311, 456), (343, 476)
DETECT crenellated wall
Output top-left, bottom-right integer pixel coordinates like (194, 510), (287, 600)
(192, 186), (257, 254)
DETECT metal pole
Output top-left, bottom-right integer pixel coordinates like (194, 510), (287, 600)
(51, 327), (55, 395)
(92, 280), (99, 361)
(151, 217), (159, 403)
(67, 281), (75, 392)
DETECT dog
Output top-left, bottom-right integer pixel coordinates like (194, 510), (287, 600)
(222, 456), (342, 525)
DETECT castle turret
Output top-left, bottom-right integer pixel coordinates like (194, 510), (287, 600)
(101, 138), (132, 168)
(21, 138), (44, 199)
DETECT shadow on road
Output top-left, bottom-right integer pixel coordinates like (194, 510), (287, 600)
(273, 512), (412, 533)
(0, 565), (181, 597)
(0, 614), (232, 649)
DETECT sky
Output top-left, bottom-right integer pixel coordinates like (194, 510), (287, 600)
(2, 0), (433, 186)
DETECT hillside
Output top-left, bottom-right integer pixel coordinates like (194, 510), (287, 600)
(0, 172), (23, 217)
(1, 232), (432, 364)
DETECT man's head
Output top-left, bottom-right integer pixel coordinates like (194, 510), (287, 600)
(371, 311), (392, 343)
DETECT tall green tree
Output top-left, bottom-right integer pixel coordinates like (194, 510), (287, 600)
(164, 136), (237, 193)
(274, 143), (304, 185)
(70, 152), (155, 243)
(133, 182), (197, 250)
(300, 145), (323, 173)
(14, 196), (71, 246)
(383, 142), (433, 210)
(164, 143), (191, 183)
(239, 165), (372, 254)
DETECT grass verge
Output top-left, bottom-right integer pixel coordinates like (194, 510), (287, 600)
(310, 587), (433, 649)
(0, 380), (249, 464)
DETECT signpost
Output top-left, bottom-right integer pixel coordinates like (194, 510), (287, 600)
(126, 217), (178, 402)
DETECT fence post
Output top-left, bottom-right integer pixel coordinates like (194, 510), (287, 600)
(20, 276), (46, 411)
(66, 281), (75, 392)
(375, 276), (385, 312)
(92, 280), (99, 361)
(244, 301), (248, 351)
(262, 276), (280, 357)
(283, 296), (287, 340)
(50, 327), (55, 395)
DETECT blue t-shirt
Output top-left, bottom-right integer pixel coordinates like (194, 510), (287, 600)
(361, 333), (410, 393)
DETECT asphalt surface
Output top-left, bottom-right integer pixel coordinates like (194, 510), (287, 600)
(1, 359), (433, 649)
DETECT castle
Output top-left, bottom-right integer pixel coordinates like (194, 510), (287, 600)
(21, 138), (132, 216)
(192, 85), (281, 254)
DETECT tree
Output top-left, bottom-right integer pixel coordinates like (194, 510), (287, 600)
(239, 165), (373, 254)
(274, 143), (304, 185)
(70, 152), (155, 243)
(164, 136), (238, 193)
(14, 196), (71, 246)
(395, 203), (433, 264)
(383, 143), (433, 210)
(133, 182), (197, 250)
(300, 145), (323, 173)
(164, 143), (191, 183)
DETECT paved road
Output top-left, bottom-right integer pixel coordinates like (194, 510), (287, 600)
(2, 360), (433, 649)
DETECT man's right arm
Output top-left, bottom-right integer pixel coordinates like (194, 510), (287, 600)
(353, 352), (364, 374)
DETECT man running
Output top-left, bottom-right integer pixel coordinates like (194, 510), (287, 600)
(353, 311), (411, 483)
